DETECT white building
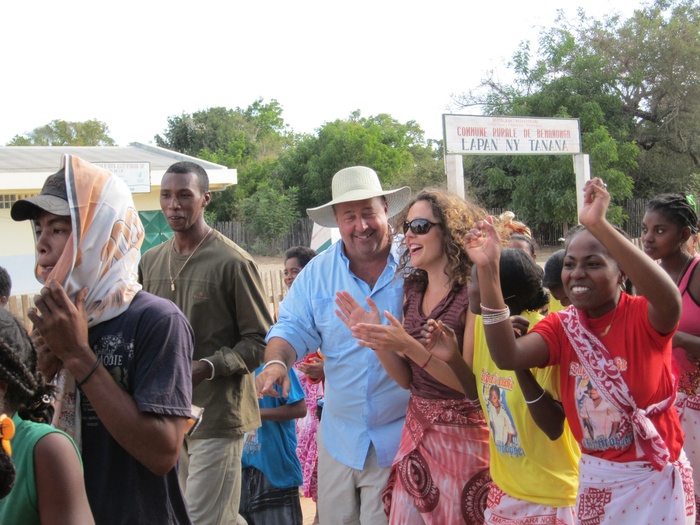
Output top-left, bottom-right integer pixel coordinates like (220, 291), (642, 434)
(0, 143), (236, 294)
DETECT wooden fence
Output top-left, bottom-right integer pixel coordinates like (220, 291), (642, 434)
(214, 218), (314, 255)
(6, 198), (654, 330)
(8, 236), (649, 329)
(7, 294), (36, 331)
(209, 198), (651, 256)
(6, 268), (291, 331)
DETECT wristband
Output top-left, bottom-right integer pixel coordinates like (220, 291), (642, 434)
(77, 358), (101, 388)
(481, 305), (511, 325)
(420, 353), (434, 369)
(262, 359), (288, 372)
(200, 359), (215, 380)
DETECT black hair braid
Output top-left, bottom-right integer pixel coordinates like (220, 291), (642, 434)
(0, 311), (55, 424)
(0, 445), (15, 498)
(0, 340), (55, 424)
(647, 193), (699, 234)
(528, 287), (551, 312)
(0, 340), (39, 407)
(17, 382), (55, 425)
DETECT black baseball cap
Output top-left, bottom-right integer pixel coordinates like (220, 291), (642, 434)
(11, 168), (70, 221)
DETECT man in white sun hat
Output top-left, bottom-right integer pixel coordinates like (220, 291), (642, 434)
(257, 166), (411, 525)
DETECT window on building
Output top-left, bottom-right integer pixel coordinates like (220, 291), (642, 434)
(0, 194), (34, 209)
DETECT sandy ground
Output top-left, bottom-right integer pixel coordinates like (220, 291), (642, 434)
(254, 255), (287, 273)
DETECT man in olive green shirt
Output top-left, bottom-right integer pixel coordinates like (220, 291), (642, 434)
(139, 161), (272, 525)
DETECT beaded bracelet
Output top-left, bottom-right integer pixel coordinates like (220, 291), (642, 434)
(481, 305), (511, 325)
(262, 359), (288, 372)
(76, 358), (101, 388)
(524, 390), (546, 404)
(480, 304), (508, 313)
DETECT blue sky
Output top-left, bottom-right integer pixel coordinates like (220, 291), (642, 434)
(2, 0), (644, 146)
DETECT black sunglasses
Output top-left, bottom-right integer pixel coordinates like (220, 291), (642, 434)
(403, 218), (440, 235)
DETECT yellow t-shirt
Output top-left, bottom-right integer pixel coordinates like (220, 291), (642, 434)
(548, 296), (566, 314)
(473, 311), (579, 506)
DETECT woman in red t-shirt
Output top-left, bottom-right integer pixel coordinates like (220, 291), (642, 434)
(464, 177), (694, 524)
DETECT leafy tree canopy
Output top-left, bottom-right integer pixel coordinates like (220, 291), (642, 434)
(156, 98), (295, 222)
(278, 111), (444, 214)
(155, 98), (291, 162)
(454, 0), (699, 227)
(7, 119), (115, 146)
(239, 179), (300, 255)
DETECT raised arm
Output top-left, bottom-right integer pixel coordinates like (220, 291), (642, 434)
(465, 221), (550, 370)
(580, 178), (681, 334)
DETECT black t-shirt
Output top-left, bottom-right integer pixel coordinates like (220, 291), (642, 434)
(82, 291), (194, 525)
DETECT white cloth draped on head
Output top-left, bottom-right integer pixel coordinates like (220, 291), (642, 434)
(39, 154), (144, 326)
(39, 154), (145, 443)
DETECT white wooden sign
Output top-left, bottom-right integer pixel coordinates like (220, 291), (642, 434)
(94, 162), (151, 194)
(443, 114), (581, 156)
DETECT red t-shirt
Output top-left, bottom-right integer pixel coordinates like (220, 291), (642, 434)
(533, 293), (683, 463)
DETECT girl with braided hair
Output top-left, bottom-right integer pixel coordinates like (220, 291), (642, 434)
(642, 192), (700, 523)
(0, 308), (93, 524)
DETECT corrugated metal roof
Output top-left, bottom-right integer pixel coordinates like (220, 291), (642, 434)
(0, 142), (228, 172)
(0, 143), (237, 193)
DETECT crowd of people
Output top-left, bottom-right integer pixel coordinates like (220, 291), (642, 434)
(0, 157), (698, 525)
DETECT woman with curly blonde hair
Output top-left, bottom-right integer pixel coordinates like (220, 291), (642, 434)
(336, 188), (491, 524)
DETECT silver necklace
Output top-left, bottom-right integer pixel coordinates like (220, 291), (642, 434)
(168, 228), (212, 291)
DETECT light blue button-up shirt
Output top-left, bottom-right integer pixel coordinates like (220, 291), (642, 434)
(267, 240), (410, 469)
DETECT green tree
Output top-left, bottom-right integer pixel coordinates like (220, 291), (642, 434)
(156, 99), (294, 221)
(239, 180), (300, 255)
(155, 99), (291, 161)
(454, 0), (699, 225)
(7, 119), (115, 146)
(278, 111), (444, 214)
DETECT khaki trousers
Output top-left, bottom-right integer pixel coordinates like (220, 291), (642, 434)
(317, 428), (390, 525)
(179, 436), (245, 525)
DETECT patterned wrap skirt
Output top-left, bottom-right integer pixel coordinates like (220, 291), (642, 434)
(383, 395), (492, 525)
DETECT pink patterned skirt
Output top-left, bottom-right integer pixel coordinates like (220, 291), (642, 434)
(295, 370), (323, 501)
(383, 395), (492, 525)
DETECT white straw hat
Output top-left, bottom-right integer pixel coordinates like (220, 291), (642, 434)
(306, 166), (411, 228)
